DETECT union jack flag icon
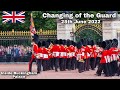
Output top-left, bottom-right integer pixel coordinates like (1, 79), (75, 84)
(2, 11), (25, 23)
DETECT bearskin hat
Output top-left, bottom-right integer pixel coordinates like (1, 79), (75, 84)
(83, 38), (87, 46)
(105, 40), (111, 50)
(101, 41), (107, 49)
(54, 39), (58, 44)
(38, 41), (41, 48)
(113, 39), (118, 47)
(45, 41), (49, 48)
(67, 39), (71, 47)
(46, 39), (51, 44)
(62, 39), (67, 45)
(80, 39), (84, 45)
(32, 34), (39, 44)
(42, 41), (46, 47)
(77, 41), (82, 49)
(91, 40), (95, 46)
(73, 42), (76, 46)
(59, 39), (63, 45)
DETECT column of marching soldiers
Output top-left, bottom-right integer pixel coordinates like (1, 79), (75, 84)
(29, 34), (120, 77)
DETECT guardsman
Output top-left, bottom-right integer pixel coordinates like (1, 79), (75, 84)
(41, 41), (50, 71)
(76, 41), (84, 73)
(110, 39), (119, 75)
(95, 40), (103, 68)
(59, 39), (67, 71)
(62, 39), (67, 71)
(90, 40), (98, 70)
(29, 34), (39, 73)
(36, 41), (43, 73)
(66, 40), (72, 70)
(69, 41), (77, 70)
(96, 41), (109, 76)
(84, 39), (91, 71)
(47, 40), (54, 70)
(50, 39), (61, 72)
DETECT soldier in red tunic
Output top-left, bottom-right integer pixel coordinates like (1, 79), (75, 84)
(84, 39), (91, 71)
(96, 41), (109, 76)
(66, 39), (72, 70)
(59, 39), (67, 71)
(90, 40), (98, 70)
(36, 41), (42, 73)
(76, 41), (84, 73)
(50, 39), (61, 72)
(41, 41), (50, 71)
(28, 34), (39, 73)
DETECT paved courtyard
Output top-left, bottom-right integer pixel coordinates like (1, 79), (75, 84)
(0, 63), (119, 79)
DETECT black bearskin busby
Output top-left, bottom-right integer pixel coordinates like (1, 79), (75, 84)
(91, 40), (95, 46)
(113, 39), (118, 47)
(101, 41), (107, 49)
(59, 39), (63, 45)
(32, 34), (39, 44)
(67, 39), (71, 47)
(42, 41), (46, 47)
(77, 41), (82, 49)
(38, 41), (42, 48)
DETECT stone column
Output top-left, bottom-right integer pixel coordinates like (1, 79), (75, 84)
(57, 19), (75, 40)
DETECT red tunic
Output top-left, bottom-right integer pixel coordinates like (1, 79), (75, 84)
(67, 45), (73, 59)
(76, 48), (84, 61)
(50, 45), (61, 58)
(84, 46), (91, 59)
(37, 47), (43, 59)
(100, 50), (108, 64)
(42, 47), (49, 60)
(90, 46), (98, 58)
(32, 43), (38, 59)
(59, 45), (67, 58)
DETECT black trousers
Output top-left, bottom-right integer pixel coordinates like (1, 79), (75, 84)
(63, 58), (66, 70)
(95, 57), (100, 68)
(78, 61), (84, 73)
(90, 57), (96, 70)
(71, 57), (76, 70)
(36, 59), (42, 73)
(84, 58), (90, 71)
(54, 58), (59, 71)
(96, 63), (109, 76)
(42, 60), (47, 71)
(111, 61), (118, 75)
(45, 60), (50, 70)
(67, 58), (71, 70)
(50, 58), (54, 70)
(117, 63), (120, 76)
(107, 63), (113, 76)
(59, 58), (64, 71)
(29, 58), (35, 72)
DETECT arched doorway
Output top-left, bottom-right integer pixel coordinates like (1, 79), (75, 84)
(75, 23), (102, 43)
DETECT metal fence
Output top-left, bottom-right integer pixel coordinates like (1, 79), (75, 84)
(0, 29), (57, 46)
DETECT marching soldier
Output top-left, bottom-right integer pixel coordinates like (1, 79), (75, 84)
(66, 40), (72, 70)
(76, 41), (85, 73)
(90, 40), (98, 70)
(47, 40), (54, 70)
(36, 41), (43, 73)
(29, 34), (39, 73)
(41, 41), (50, 71)
(95, 40), (103, 68)
(69, 41), (77, 70)
(84, 39), (91, 71)
(96, 41), (109, 76)
(50, 39), (61, 72)
(59, 39), (67, 71)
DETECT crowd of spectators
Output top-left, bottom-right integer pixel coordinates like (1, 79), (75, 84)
(0, 45), (32, 62)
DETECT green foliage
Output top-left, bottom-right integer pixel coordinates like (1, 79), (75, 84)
(75, 29), (102, 43)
